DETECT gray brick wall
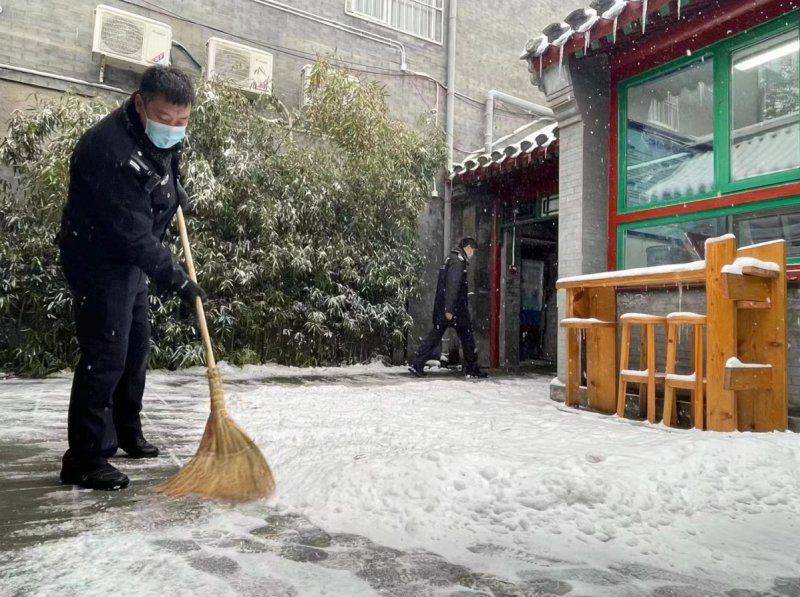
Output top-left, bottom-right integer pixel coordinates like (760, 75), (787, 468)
(546, 54), (612, 382)
(1, 0), (588, 367)
(0, 0), (580, 149)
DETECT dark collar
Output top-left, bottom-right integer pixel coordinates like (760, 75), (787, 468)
(451, 248), (469, 264)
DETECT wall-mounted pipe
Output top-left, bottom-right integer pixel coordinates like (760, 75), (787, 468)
(0, 63), (129, 95)
(171, 40), (203, 73)
(484, 90), (554, 153)
(443, 0), (457, 258)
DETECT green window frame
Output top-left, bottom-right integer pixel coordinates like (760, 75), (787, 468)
(617, 196), (800, 269)
(617, 12), (800, 214)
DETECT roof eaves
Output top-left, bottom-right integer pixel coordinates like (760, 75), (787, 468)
(520, 0), (676, 72)
(452, 128), (559, 183)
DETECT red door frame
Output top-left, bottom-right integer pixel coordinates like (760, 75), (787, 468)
(484, 162), (559, 369)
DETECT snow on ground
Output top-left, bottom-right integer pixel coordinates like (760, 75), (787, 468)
(1, 364), (800, 596)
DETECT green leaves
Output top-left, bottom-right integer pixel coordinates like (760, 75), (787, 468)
(0, 59), (445, 374)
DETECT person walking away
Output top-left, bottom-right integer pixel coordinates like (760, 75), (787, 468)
(58, 66), (206, 490)
(408, 237), (487, 379)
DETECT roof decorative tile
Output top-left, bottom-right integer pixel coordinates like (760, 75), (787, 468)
(542, 21), (574, 76)
(452, 122), (558, 180)
(521, 34), (551, 78)
(591, 0), (628, 43)
(520, 0), (683, 73)
(564, 7), (599, 53)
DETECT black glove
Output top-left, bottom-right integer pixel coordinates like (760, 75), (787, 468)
(176, 278), (207, 305)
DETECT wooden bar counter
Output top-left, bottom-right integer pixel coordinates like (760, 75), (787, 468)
(556, 236), (788, 432)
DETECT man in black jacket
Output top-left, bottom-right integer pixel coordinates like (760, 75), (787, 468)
(58, 66), (205, 490)
(408, 237), (487, 379)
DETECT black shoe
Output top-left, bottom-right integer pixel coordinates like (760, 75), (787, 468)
(119, 436), (160, 459)
(407, 365), (427, 378)
(465, 369), (488, 379)
(60, 461), (129, 491)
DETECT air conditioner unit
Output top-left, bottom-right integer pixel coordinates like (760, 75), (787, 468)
(206, 37), (273, 95)
(92, 5), (171, 71)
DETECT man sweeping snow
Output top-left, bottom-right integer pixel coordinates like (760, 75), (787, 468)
(58, 66), (205, 490)
(408, 237), (487, 379)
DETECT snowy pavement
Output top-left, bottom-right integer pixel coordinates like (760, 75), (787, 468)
(1, 364), (800, 596)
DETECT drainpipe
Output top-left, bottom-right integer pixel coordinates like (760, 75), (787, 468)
(0, 63), (129, 95)
(443, 0), (457, 258)
(248, 0), (407, 70)
(484, 90), (554, 153)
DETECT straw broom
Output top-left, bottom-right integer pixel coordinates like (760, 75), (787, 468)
(156, 207), (276, 502)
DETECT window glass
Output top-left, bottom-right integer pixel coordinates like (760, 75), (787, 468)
(622, 216), (727, 268)
(730, 30), (800, 181)
(733, 206), (800, 258)
(625, 59), (714, 208)
(352, 0), (386, 20)
(622, 203), (800, 268)
(349, 0), (443, 42)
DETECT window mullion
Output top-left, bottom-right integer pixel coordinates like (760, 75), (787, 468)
(618, 82), (629, 211)
(715, 46), (731, 193)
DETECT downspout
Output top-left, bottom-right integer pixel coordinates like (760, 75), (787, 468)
(248, 0), (407, 70)
(484, 90), (554, 153)
(0, 63), (129, 95)
(443, 0), (457, 258)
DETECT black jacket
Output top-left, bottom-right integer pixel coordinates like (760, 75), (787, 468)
(432, 248), (471, 327)
(59, 96), (187, 291)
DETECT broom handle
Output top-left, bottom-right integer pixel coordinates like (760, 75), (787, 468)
(175, 206), (216, 370)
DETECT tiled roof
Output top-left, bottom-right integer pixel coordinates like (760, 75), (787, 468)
(520, 0), (701, 77)
(452, 122), (558, 181)
(638, 125), (799, 202)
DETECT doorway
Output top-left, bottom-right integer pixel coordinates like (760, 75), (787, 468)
(502, 207), (558, 372)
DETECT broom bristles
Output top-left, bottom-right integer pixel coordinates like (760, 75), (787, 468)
(156, 367), (276, 502)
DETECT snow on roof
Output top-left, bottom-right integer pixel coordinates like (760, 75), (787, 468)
(452, 121), (558, 180)
(520, 0), (708, 78)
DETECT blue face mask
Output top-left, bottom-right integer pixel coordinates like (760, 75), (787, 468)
(144, 118), (186, 149)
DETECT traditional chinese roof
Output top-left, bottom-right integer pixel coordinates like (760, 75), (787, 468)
(519, 0), (725, 79)
(452, 122), (558, 182)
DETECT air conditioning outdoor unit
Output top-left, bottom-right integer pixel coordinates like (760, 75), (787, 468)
(206, 37), (273, 95)
(92, 5), (171, 71)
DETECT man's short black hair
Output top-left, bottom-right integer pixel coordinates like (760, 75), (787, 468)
(459, 237), (477, 250)
(139, 66), (194, 105)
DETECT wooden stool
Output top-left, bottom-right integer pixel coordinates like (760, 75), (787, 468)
(663, 312), (706, 429)
(616, 313), (667, 423)
(560, 318), (616, 408)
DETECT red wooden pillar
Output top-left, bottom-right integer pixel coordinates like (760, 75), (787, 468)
(489, 195), (501, 369)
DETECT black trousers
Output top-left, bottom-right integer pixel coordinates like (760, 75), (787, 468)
(62, 249), (150, 464)
(412, 324), (478, 372)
